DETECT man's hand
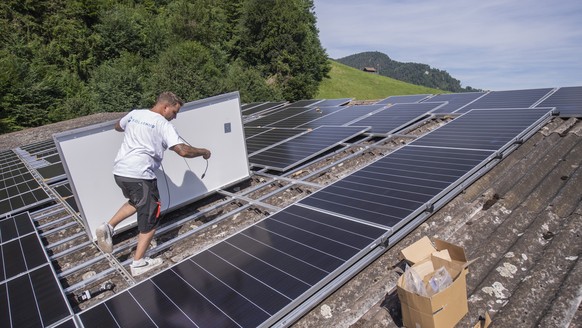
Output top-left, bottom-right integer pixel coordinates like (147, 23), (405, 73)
(202, 149), (211, 160)
(172, 143), (211, 159)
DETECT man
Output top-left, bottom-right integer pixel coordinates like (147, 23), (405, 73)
(96, 92), (211, 276)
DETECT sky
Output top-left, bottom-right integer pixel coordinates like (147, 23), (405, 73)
(313, 0), (582, 91)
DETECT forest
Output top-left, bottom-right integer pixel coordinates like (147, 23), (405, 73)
(0, 0), (330, 133)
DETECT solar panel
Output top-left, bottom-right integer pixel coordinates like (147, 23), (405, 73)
(249, 126), (370, 171)
(375, 94), (431, 105)
(267, 106), (346, 128)
(315, 98), (352, 107)
(0, 212), (73, 327)
(19, 140), (56, 156)
(535, 86), (582, 117)
(347, 102), (443, 134)
(52, 318), (78, 327)
(410, 108), (554, 151)
(43, 154), (62, 164)
(242, 101), (286, 116)
(286, 99), (323, 107)
(299, 146), (495, 229)
(245, 107), (312, 127)
(52, 182), (78, 212)
(423, 92), (486, 114)
(78, 205), (388, 328)
(455, 88), (553, 113)
(297, 104), (386, 128)
(241, 102), (264, 110)
(246, 128), (307, 155)
(1, 265), (72, 328)
(36, 162), (66, 182)
(0, 212), (35, 243)
(0, 151), (51, 218)
(244, 126), (270, 138)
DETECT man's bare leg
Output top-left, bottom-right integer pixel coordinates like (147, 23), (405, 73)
(134, 228), (156, 261)
(108, 202), (136, 228)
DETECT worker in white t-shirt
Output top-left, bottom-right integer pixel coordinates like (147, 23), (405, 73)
(96, 92), (211, 276)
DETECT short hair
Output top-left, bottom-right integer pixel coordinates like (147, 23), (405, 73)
(156, 92), (184, 107)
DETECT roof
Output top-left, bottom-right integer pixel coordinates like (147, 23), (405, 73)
(1, 96), (581, 327)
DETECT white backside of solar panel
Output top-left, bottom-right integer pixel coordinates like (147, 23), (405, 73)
(53, 91), (250, 239)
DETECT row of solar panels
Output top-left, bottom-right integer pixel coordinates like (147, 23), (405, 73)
(243, 86), (582, 120)
(242, 86), (582, 173)
(1, 141), (79, 328)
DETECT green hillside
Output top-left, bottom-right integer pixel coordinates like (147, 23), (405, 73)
(316, 61), (447, 101)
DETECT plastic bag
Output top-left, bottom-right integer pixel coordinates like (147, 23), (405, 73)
(427, 266), (453, 295)
(403, 264), (428, 297)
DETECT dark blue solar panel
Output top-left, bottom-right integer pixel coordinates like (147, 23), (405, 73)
(268, 106), (346, 128)
(410, 108), (554, 151)
(297, 104), (386, 128)
(0, 212), (72, 328)
(78, 205), (388, 328)
(242, 101), (287, 116)
(249, 126), (370, 171)
(286, 99), (323, 107)
(300, 146), (494, 228)
(244, 126), (270, 138)
(424, 92), (486, 114)
(245, 107), (312, 127)
(0, 151), (51, 218)
(315, 98), (352, 107)
(246, 128), (307, 155)
(347, 102), (443, 134)
(535, 86), (582, 117)
(375, 94), (431, 105)
(241, 102), (264, 110)
(456, 88), (553, 113)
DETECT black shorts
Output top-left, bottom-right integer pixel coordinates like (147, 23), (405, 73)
(114, 175), (161, 233)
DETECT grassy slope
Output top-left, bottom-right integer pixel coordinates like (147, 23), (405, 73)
(316, 60), (447, 101)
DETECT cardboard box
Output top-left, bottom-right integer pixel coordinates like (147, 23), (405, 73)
(397, 236), (472, 328)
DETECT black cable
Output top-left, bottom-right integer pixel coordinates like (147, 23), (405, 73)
(178, 135), (208, 179)
(201, 158), (208, 179)
(160, 162), (171, 208)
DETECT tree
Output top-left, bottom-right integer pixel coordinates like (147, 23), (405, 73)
(93, 3), (160, 63)
(147, 41), (226, 102)
(0, 52), (64, 132)
(223, 61), (282, 103)
(234, 0), (330, 101)
(159, 0), (228, 47)
(87, 52), (149, 113)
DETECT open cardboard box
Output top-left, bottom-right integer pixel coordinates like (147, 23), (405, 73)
(397, 236), (474, 328)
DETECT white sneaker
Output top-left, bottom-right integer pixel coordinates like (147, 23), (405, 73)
(95, 223), (113, 253)
(130, 257), (163, 276)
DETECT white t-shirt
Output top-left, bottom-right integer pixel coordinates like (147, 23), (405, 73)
(113, 109), (182, 179)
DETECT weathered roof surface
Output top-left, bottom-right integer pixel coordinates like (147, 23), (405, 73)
(292, 116), (582, 327)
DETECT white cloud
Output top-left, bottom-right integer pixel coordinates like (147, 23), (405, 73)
(314, 0), (582, 90)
